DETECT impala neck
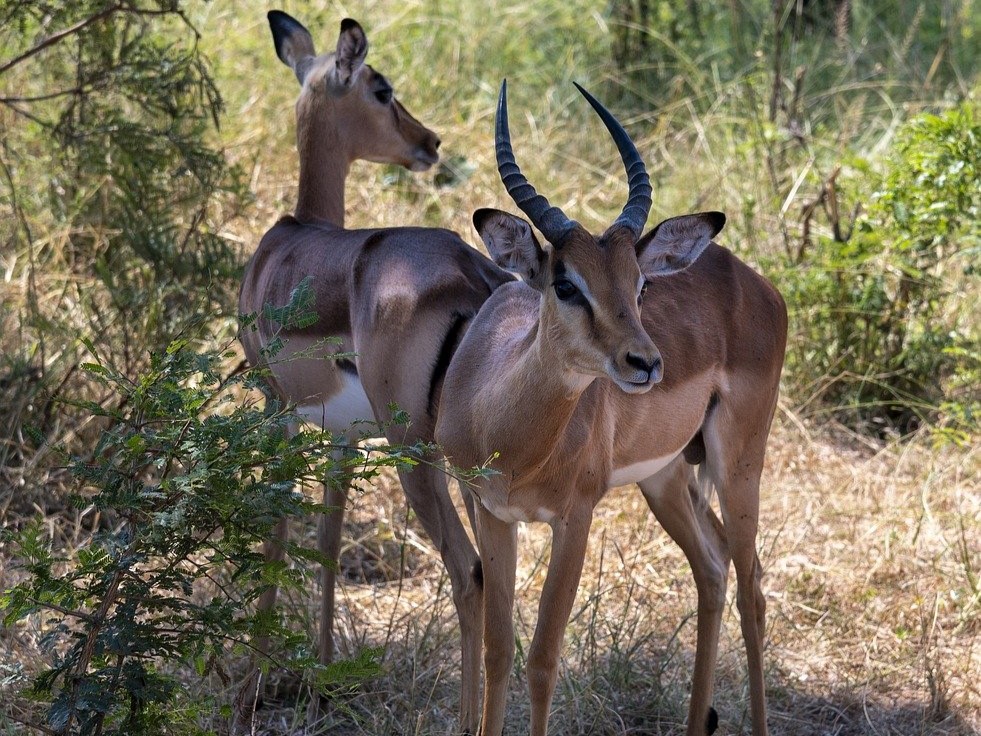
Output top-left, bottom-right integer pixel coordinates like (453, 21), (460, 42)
(487, 318), (595, 472)
(293, 98), (352, 226)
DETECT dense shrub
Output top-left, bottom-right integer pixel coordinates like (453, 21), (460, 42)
(607, 1), (976, 437)
(781, 102), (979, 437)
(0, 7), (389, 732)
(0, 1), (250, 482)
(1, 323), (402, 734)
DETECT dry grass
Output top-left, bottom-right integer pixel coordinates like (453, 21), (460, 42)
(2, 417), (978, 734)
(220, 416), (978, 735)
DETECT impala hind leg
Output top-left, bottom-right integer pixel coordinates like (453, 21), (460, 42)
(231, 515), (291, 734)
(319, 448), (356, 663)
(256, 516), (291, 658)
(307, 446), (353, 721)
(706, 394), (776, 736)
(639, 460), (729, 736)
(353, 305), (486, 733)
(233, 417), (301, 732)
(717, 476), (767, 736)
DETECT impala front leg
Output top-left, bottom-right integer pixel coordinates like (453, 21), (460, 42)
(475, 504), (518, 736)
(528, 509), (593, 736)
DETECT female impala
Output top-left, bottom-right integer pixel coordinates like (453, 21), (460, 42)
(436, 82), (787, 736)
(237, 11), (510, 731)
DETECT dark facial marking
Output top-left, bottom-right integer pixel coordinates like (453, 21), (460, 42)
(552, 259), (593, 317)
(553, 279), (578, 300)
(370, 70), (393, 104)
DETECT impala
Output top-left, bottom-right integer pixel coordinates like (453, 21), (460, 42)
(237, 12), (510, 730)
(436, 81), (788, 736)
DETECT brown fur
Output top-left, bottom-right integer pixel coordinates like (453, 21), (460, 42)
(234, 13), (509, 733)
(436, 214), (787, 736)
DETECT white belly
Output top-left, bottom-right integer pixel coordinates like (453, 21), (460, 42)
(608, 451), (680, 487)
(296, 373), (376, 436)
(475, 480), (557, 524)
(479, 496), (556, 524)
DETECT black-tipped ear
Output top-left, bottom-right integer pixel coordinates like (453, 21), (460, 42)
(340, 18), (361, 34)
(268, 10), (316, 85)
(473, 208), (547, 290)
(471, 208), (496, 235)
(702, 211), (726, 237)
(635, 211), (724, 278)
(328, 18), (368, 93)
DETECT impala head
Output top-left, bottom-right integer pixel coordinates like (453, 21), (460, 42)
(475, 81), (725, 394)
(268, 10), (440, 172)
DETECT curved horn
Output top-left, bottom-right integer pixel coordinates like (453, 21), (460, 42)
(573, 82), (652, 237)
(495, 80), (577, 245)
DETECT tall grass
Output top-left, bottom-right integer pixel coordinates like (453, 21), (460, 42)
(199, 0), (977, 435)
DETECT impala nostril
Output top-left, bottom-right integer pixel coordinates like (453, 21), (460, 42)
(625, 352), (657, 375)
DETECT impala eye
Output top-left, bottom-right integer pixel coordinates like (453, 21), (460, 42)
(553, 279), (579, 301)
(638, 281), (649, 305)
(374, 86), (393, 104)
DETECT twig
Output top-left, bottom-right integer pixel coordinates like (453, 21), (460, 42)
(60, 533), (134, 735)
(0, 86), (89, 103)
(26, 597), (96, 624)
(1, 711), (58, 735)
(0, 139), (43, 373)
(769, 0), (789, 123)
(0, 4), (124, 77)
(798, 165), (844, 262)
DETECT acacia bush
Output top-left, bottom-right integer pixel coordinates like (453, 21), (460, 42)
(0, 319), (411, 734)
(0, 5), (397, 732)
(0, 0), (249, 488)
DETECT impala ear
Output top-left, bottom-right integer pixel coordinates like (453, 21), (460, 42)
(327, 18), (368, 95)
(473, 208), (547, 290)
(636, 212), (725, 278)
(268, 10), (317, 85)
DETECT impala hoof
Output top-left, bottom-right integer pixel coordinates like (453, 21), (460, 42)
(706, 706), (719, 734)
